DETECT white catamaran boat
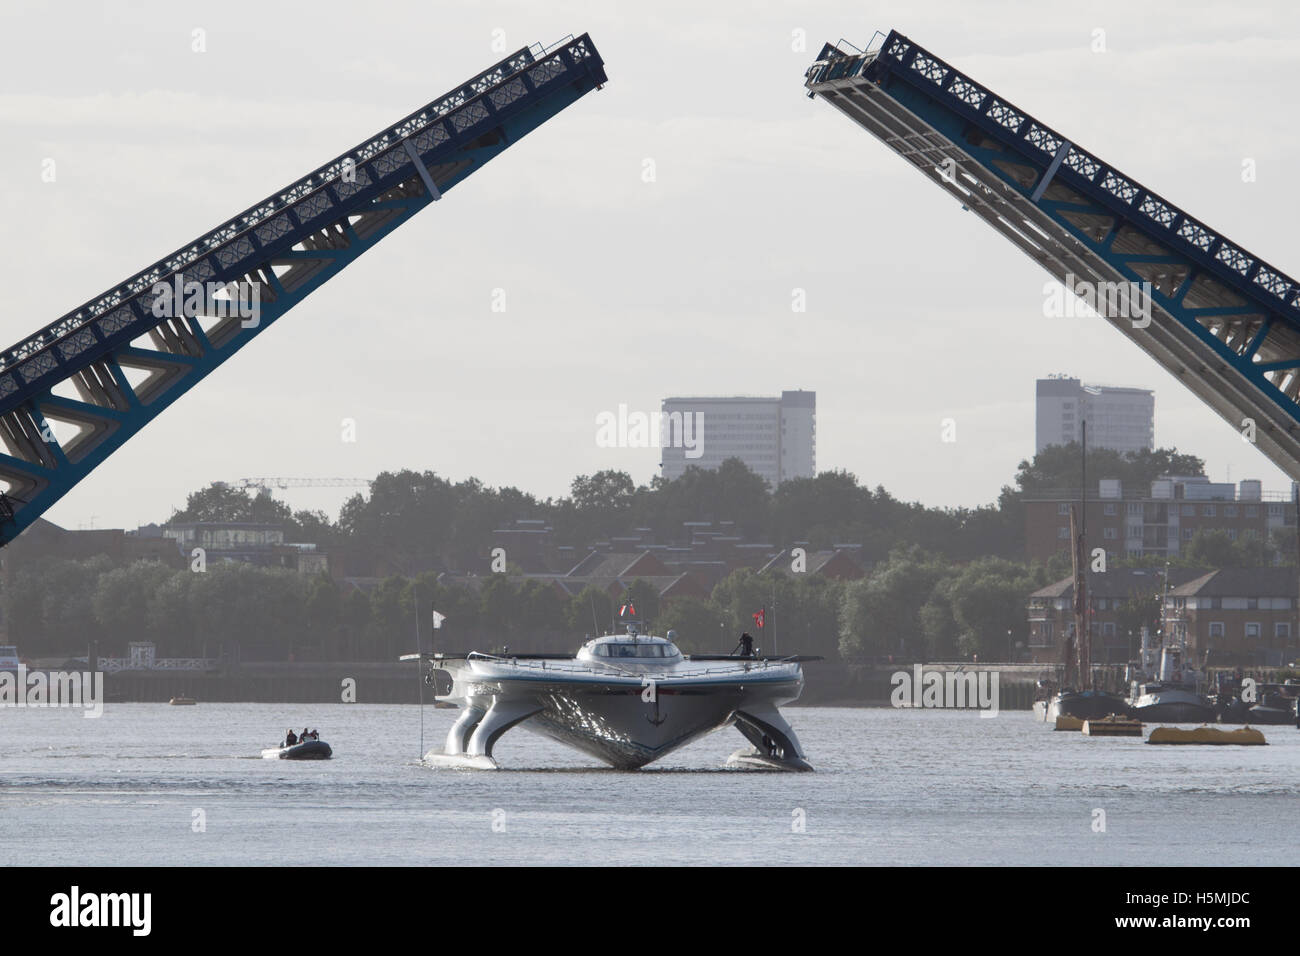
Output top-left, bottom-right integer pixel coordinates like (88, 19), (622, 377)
(406, 623), (816, 771)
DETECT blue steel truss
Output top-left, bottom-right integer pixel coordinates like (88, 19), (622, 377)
(0, 35), (606, 545)
(806, 31), (1300, 480)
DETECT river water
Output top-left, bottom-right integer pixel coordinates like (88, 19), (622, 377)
(1, 704), (1294, 865)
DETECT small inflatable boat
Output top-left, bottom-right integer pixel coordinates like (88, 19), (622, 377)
(261, 739), (332, 760)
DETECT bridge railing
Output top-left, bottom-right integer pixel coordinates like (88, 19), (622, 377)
(811, 30), (1300, 344)
(96, 658), (220, 673)
(463, 651), (800, 681)
(0, 34), (603, 401)
(0, 44), (530, 376)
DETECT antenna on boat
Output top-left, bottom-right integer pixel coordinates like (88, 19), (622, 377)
(1294, 483), (1300, 649)
(415, 581), (424, 759)
(771, 583), (778, 656)
(1079, 421), (1090, 692)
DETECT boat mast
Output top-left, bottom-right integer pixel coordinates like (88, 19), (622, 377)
(1161, 559), (1171, 653)
(1294, 483), (1299, 656)
(1073, 421), (1091, 692)
(771, 583), (777, 656)
(415, 581), (424, 757)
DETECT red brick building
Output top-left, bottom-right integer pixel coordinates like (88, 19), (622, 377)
(1026, 568), (1204, 665)
(1164, 568), (1299, 667)
(1025, 477), (1294, 564)
(758, 548), (866, 581)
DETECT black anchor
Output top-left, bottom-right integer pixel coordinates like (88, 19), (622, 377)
(646, 690), (668, 727)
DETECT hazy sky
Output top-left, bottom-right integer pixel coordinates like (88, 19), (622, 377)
(2, 0), (1298, 530)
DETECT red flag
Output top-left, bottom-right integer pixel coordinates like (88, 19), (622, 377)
(620, 603), (636, 618)
(753, 608), (765, 629)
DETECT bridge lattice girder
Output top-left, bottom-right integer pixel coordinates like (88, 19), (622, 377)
(806, 31), (1300, 480)
(0, 35), (606, 545)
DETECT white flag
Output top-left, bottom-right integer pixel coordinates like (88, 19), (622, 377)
(432, 610), (446, 630)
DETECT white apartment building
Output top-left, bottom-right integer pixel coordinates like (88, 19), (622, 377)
(660, 390), (815, 488)
(1036, 375), (1154, 454)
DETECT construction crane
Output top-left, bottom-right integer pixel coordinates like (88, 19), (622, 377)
(230, 478), (371, 495)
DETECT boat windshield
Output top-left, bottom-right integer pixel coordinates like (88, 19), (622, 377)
(595, 643), (675, 658)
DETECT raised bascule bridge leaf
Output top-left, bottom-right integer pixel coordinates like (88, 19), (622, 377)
(806, 31), (1300, 480)
(0, 34), (606, 545)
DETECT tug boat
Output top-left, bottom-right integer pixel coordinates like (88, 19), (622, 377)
(1126, 638), (1213, 723)
(408, 623), (817, 771)
(261, 738), (332, 760)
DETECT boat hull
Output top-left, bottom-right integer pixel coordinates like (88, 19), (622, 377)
(1245, 705), (1295, 726)
(1041, 691), (1129, 721)
(1131, 701), (1215, 723)
(1214, 697), (1254, 724)
(1130, 685), (1214, 724)
(262, 740), (332, 760)
(726, 747), (814, 772)
(522, 682), (794, 769)
(432, 655), (811, 771)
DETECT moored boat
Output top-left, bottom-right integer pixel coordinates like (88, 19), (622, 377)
(1246, 683), (1299, 725)
(1127, 637), (1213, 723)
(1036, 424), (1129, 725)
(1082, 715), (1143, 736)
(1211, 673), (1254, 723)
(1130, 682), (1213, 723)
(1043, 688), (1131, 721)
(1212, 678), (1297, 724)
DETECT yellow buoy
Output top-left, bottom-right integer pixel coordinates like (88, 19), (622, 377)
(1147, 725), (1266, 745)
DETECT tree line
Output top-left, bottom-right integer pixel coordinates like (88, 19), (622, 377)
(11, 441), (1262, 663)
(162, 443), (1211, 576)
(4, 545), (1198, 665)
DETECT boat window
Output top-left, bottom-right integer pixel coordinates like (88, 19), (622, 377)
(603, 643), (678, 658)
